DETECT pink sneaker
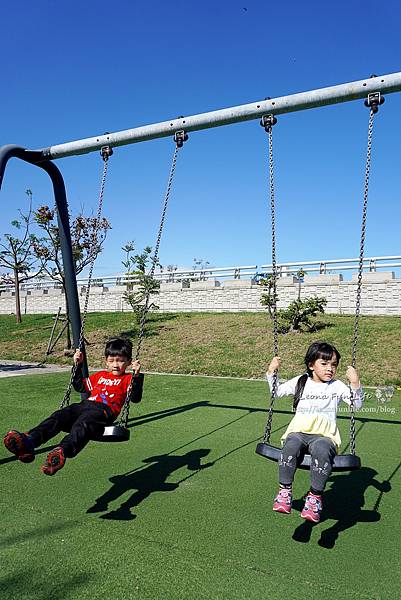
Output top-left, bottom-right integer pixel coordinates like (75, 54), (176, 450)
(273, 488), (292, 514)
(301, 493), (323, 523)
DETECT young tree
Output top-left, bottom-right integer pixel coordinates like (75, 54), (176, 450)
(259, 274), (278, 320)
(122, 241), (160, 323)
(192, 258), (210, 281)
(296, 268), (306, 300)
(0, 190), (44, 323)
(33, 205), (111, 347)
(160, 264), (178, 282)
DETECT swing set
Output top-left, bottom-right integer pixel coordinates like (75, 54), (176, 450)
(1, 73), (400, 457)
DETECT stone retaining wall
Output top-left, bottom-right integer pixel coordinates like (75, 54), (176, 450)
(1, 273), (400, 316)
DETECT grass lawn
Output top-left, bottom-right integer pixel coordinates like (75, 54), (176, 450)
(1, 312), (401, 385)
(1, 372), (400, 599)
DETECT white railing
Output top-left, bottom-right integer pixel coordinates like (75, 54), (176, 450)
(1, 255), (400, 293)
(259, 256), (401, 277)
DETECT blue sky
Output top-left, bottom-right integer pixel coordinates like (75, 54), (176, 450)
(1, 0), (400, 277)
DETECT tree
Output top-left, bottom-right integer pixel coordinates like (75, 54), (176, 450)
(159, 264), (178, 282)
(192, 258), (210, 281)
(296, 268), (306, 300)
(259, 274), (278, 319)
(276, 297), (328, 333)
(33, 205), (111, 347)
(0, 190), (44, 323)
(122, 242), (160, 323)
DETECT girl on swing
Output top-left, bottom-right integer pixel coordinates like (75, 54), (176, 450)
(267, 341), (363, 523)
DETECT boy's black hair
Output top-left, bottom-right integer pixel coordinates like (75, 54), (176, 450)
(105, 337), (133, 360)
(293, 341), (341, 411)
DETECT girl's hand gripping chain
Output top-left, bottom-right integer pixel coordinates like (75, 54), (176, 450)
(346, 366), (360, 388)
(267, 356), (281, 376)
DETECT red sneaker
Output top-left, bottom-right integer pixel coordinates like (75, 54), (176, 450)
(273, 488), (292, 514)
(41, 447), (66, 476)
(301, 493), (323, 523)
(3, 430), (35, 463)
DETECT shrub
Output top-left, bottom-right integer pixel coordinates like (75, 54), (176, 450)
(277, 297), (328, 333)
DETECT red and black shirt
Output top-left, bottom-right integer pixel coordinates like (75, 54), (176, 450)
(72, 366), (144, 418)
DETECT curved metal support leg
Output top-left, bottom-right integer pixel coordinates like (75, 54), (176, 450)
(0, 144), (88, 379)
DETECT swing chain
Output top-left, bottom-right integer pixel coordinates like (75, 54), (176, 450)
(261, 115), (278, 443)
(118, 132), (187, 427)
(60, 147), (112, 408)
(135, 132), (187, 361)
(349, 96), (383, 453)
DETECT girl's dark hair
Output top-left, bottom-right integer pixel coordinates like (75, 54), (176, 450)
(293, 341), (341, 411)
(105, 337), (133, 360)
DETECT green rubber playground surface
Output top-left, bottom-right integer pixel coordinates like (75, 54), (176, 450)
(1, 373), (400, 599)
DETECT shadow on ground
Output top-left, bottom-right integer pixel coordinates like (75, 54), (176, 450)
(0, 570), (93, 600)
(291, 466), (393, 548)
(87, 448), (213, 520)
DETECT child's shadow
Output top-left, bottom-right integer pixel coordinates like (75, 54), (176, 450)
(292, 467), (391, 548)
(87, 448), (213, 521)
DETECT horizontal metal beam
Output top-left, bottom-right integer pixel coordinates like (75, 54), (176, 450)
(39, 72), (401, 160)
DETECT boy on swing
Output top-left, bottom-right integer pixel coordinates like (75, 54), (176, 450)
(3, 337), (143, 475)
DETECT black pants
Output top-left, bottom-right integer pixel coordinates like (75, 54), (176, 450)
(28, 401), (114, 458)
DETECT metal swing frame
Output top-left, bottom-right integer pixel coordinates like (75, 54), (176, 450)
(1, 74), (399, 342)
(0, 74), (398, 447)
(255, 92), (385, 472)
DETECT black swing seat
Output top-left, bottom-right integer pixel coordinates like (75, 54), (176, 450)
(255, 442), (361, 472)
(94, 425), (130, 443)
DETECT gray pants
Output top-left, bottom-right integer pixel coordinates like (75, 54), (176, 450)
(279, 432), (337, 493)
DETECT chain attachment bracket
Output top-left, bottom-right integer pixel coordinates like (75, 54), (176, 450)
(260, 114), (277, 133)
(364, 92), (385, 113)
(100, 145), (113, 160)
(174, 130), (188, 148)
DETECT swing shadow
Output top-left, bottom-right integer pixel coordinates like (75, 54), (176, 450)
(86, 407), (261, 520)
(1, 398), (399, 467)
(127, 400), (209, 428)
(0, 400), (253, 466)
(291, 466), (393, 548)
(127, 400), (401, 431)
(87, 404), (288, 521)
(86, 448), (214, 520)
(0, 520), (80, 549)
(126, 399), (264, 429)
(1, 570), (93, 600)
